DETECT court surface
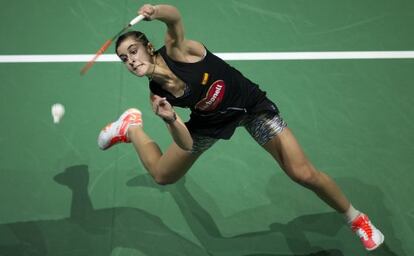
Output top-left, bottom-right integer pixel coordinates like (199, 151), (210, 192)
(1, 0), (413, 255)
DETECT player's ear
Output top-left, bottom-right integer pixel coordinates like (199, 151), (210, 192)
(147, 43), (155, 55)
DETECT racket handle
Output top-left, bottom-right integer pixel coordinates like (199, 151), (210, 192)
(129, 15), (145, 26)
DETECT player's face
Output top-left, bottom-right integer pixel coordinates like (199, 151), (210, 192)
(117, 37), (152, 77)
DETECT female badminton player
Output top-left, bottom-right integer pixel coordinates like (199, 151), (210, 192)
(98, 4), (384, 251)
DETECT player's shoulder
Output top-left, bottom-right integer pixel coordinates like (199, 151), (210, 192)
(166, 39), (206, 62)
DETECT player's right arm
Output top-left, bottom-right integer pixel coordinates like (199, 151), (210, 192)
(138, 4), (206, 63)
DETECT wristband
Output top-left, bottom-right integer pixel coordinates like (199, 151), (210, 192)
(163, 112), (177, 124)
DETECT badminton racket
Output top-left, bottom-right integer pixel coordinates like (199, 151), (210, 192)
(80, 15), (145, 75)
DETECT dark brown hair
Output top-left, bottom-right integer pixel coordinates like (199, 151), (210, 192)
(115, 31), (150, 55)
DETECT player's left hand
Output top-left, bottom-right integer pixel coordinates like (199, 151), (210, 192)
(151, 95), (176, 122)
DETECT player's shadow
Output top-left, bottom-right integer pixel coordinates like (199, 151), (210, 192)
(127, 175), (340, 256)
(0, 166), (402, 256)
(127, 174), (401, 256)
(0, 165), (209, 256)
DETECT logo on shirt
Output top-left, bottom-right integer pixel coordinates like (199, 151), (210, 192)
(195, 80), (226, 111)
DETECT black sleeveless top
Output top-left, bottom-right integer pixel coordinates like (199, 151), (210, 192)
(149, 46), (279, 139)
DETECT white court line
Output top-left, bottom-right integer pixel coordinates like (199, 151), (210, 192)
(0, 51), (414, 63)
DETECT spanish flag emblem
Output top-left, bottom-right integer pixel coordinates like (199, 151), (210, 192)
(201, 73), (209, 85)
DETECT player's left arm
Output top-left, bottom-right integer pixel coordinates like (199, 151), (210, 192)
(150, 93), (193, 151)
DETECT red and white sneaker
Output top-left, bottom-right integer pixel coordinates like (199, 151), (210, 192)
(351, 213), (384, 251)
(98, 108), (142, 150)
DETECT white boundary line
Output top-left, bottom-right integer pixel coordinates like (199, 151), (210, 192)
(0, 51), (414, 63)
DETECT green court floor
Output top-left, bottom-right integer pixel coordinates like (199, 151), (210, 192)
(1, 0), (413, 255)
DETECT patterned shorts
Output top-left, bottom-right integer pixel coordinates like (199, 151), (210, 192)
(189, 112), (287, 154)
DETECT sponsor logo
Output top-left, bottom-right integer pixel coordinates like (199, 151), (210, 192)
(195, 80), (226, 111)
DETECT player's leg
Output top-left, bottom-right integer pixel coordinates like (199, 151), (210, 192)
(244, 112), (384, 250)
(264, 127), (350, 212)
(127, 126), (201, 184)
(97, 108), (217, 184)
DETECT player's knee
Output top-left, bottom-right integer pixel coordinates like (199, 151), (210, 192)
(285, 163), (319, 187)
(153, 173), (179, 186)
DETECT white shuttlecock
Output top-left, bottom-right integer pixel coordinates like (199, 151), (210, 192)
(51, 103), (65, 124)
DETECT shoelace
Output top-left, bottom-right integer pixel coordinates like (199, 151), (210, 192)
(352, 216), (373, 239)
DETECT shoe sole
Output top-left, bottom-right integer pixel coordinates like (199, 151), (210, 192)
(117, 109), (142, 137)
(98, 108), (142, 150)
(366, 232), (385, 251)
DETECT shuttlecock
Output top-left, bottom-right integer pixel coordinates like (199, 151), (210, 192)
(51, 103), (65, 123)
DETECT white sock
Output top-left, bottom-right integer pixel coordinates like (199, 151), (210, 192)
(344, 204), (361, 223)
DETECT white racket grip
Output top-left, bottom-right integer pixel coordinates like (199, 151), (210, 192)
(129, 15), (145, 26)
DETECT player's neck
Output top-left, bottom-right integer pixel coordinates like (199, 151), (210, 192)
(151, 55), (186, 97)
